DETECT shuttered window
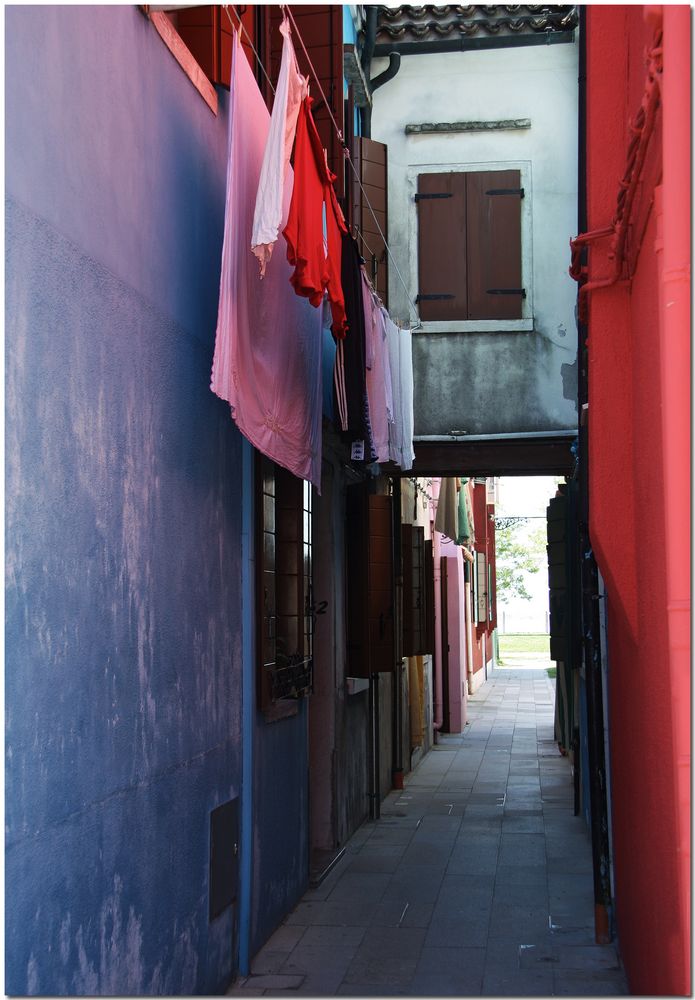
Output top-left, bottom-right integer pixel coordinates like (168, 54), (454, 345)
(402, 524), (435, 657)
(402, 524), (424, 656)
(353, 137), (389, 306)
(476, 551), (488, 624)
(257, 456), (312, 713)
(161, 5), (236, 88)
(346, 487), (395, 677)
(417, 169), (524, 322)
(424, 539), (435, 655)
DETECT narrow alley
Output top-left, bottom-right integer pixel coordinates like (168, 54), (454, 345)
(230, 668), (628, 997)
(6, 5), (690, 996)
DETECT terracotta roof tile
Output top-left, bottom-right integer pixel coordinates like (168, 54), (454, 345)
(375, 5), (578, 43)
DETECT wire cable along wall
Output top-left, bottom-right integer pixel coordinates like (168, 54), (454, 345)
(223, 3), (420, 327)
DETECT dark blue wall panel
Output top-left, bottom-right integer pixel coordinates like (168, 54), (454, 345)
(5, 6), (249, 994)
(251, 705), (309, 954)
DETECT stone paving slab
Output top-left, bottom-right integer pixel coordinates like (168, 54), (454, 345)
(229, 668), (628, 997)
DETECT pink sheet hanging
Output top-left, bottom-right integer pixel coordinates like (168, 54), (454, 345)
(211, 31), (323, 492)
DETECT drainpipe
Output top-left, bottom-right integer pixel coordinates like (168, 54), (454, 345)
(462, 548), (475, 694)
(360, 7), (401, 139)
(238, 438), (254, 976)
(431, 479), (443, 734)
(391, 477), (404, 788)
(657, 6), (691, 987)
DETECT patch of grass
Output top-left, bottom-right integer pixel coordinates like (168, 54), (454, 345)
(498, 632), (550, 656)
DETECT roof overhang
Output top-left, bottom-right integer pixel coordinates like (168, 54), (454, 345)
(393, 432), (577, 477)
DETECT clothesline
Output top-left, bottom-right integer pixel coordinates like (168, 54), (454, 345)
(282, 5), (420, 328)
(225, 3), (420, 328)
(211, 27), (416, 494)
(223, 5), (275, 95)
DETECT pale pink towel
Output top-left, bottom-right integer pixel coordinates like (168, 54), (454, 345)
(211, 32), (323, 491)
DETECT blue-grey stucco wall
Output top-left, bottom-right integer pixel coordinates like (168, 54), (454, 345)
(251, 705), (309, 954)
(6, 6), (247, 994)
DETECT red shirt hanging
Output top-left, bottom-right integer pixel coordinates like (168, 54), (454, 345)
(283, 96), (348, 339)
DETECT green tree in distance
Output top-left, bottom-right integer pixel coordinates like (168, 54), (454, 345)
(495, 520), (546, 602)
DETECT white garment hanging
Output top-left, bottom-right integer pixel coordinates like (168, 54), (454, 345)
(385, 315), (415, 471)
(250, 17), (307, 277)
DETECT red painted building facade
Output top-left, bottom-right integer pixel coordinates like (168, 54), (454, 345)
(575, 6), (690, 994)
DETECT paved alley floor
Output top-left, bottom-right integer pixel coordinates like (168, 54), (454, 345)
(229, 668), (628, 997)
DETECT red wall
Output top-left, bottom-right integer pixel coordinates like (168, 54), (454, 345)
(584, 6), (690, 994)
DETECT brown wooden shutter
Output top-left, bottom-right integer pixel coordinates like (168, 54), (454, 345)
(353, 137), (389, 306)
(466, 169), (523, 320)
(402, 524), (415, 656)
(402, 524), (426, 656)
(269, 5), (345, 196)
(423, 539), (435, 654)
(346, 486), (395, 677)
(416, 172), (468, 321)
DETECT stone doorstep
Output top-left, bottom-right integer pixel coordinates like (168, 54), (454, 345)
(235, 973), (305, 990)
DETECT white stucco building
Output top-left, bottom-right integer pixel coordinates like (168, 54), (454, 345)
(367, 6), (579, 472)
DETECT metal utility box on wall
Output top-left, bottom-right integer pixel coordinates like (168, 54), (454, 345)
(209, 798), (239, 921)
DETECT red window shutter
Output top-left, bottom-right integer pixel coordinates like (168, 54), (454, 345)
(416, 172), (468, 321)
(466, 169), (523, 320)
(269, 5), (345, 196)
(354, 137), (389, 307)
(170, 6), (252, 89)
(172, 7), (216, 81)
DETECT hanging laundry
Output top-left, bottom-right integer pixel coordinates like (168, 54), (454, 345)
(250, 17), (307, 277)
(456, 475), (471, 544)
(211, 31), (323, 491)
(465, 477), (476, 546)
(339, 234), (376, 461)
(384, 313), (415, 470)
(362, 273), (391, 463)
(283, 96), (348, 338)
(435, 477), (459, 542)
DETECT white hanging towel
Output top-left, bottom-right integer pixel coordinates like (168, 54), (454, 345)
(385, 314), (415, 470)
(250, 17), (307, 277)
